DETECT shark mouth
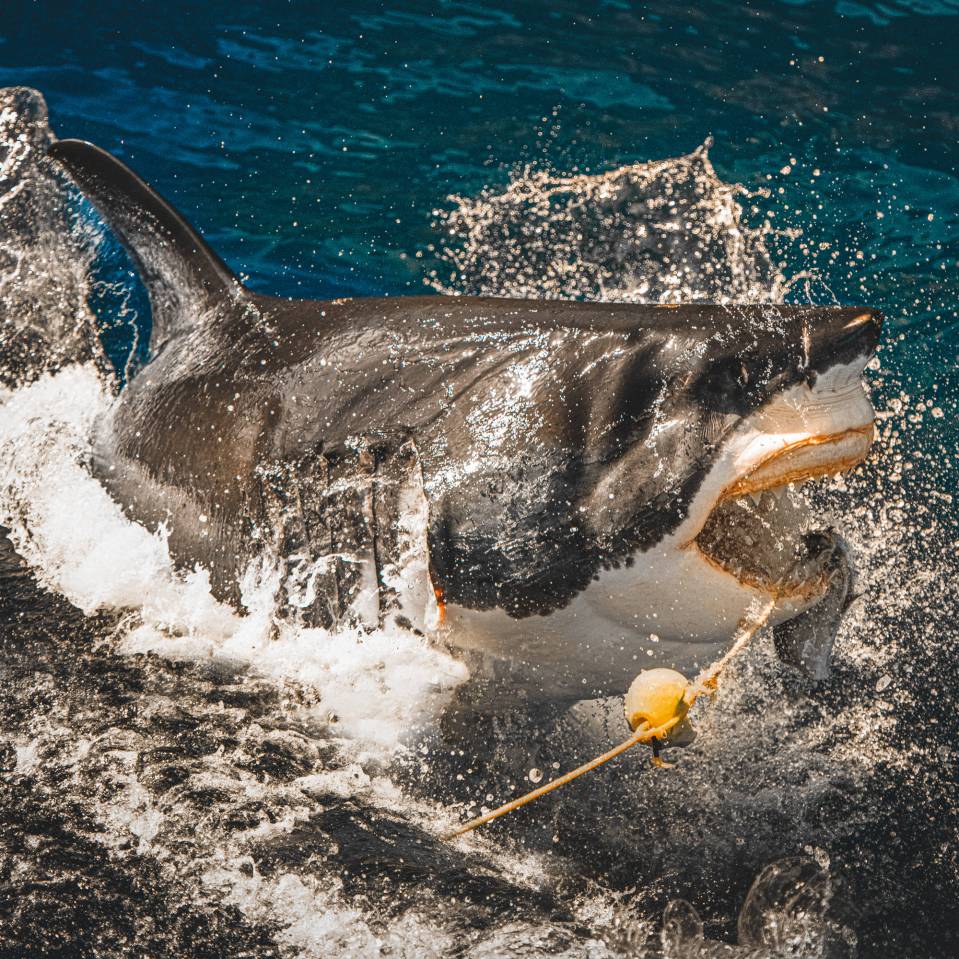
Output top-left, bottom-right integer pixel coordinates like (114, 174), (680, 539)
(693, 425), (874, 597)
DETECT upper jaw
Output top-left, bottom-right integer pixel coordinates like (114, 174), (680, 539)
(722, 423), (874, 501)
(694, 426), (872, 597)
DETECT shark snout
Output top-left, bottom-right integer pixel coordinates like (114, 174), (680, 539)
(806, 306), (883, 380)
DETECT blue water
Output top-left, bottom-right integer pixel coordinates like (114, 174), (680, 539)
(3, 1), (957, 331)
(2, 2), (959, 955)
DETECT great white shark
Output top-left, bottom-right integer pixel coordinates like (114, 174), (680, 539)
(46, 138), (882, 706)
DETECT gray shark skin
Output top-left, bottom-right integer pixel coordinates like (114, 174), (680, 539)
(46, 137), (882, 700)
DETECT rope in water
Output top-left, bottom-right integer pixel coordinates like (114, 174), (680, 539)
(443, 597), (776, 841)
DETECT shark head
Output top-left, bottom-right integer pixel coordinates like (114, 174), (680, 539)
(682, 307), (880, 604)
(435, 302), (883, 700)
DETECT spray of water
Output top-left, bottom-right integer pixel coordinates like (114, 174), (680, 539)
(427, 140), (786, 305)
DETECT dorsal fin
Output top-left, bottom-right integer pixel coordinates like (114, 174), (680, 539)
(48, 139), (243, 354)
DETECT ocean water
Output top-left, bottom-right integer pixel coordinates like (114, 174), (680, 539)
(0, 1), (958, 956)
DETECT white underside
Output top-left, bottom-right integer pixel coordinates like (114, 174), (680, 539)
(440, 357), (876, 700)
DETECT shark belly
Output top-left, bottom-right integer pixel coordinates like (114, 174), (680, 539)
(441, 539), (811, 702)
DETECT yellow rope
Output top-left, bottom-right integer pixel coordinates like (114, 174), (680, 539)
(442, 715), (681, 840)
(443, 597), (777, 841)
(684, 596), (777, 702)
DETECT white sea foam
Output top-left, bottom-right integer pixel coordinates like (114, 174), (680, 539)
(0, 363), (467, 747)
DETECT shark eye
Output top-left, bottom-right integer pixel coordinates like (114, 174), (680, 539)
(710, 357), (753, 393)
(698, 356), (761, 413)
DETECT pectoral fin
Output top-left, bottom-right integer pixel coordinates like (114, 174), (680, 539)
(773, 531), (854, 681)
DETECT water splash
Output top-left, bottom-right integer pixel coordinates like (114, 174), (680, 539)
(0, 87), (107, 387)
(427, 141), (786, 304)
(0, 364), (466, 747)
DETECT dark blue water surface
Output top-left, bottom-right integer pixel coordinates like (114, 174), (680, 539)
(2, 1), (957, 328)
(2, 2), (959, 956)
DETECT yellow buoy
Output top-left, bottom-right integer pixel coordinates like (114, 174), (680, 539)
(624, 667), (691, 739)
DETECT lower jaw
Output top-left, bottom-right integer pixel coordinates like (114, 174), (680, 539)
(692, 484), (840, 600)
(692, 539), (830, 601)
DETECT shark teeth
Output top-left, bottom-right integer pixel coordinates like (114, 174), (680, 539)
(735, 488), (785, 512)
(736, 484), (795, 510)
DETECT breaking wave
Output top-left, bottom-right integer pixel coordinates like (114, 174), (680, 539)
(0, 363), (467, 747)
